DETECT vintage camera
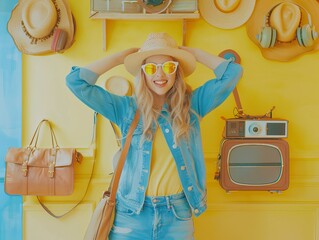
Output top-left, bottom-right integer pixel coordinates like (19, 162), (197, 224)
(225, 118), (288, 138)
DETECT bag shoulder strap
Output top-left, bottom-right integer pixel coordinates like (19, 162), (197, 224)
(108, 111), (140, 204)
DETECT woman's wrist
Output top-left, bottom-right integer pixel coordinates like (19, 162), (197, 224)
(195, 49), (226, 70)
(84, 49), (137, 76)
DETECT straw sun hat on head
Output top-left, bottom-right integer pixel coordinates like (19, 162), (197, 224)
(7, 0), (75, 55)
(124, 32), (196, 77)
(199, 0), (256, 29)
(246, 0), (319, 61)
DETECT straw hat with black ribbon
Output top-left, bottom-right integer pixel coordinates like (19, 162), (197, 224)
(246, 0), (319, 61)
(7, 0), (75, 55)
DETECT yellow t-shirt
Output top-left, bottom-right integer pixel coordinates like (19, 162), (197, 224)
(145, 127), (183, 196)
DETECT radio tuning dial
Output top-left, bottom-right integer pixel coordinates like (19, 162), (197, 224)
(249, 123), (262, 135)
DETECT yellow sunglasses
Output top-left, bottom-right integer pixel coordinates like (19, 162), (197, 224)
(141, 61), (179, 76)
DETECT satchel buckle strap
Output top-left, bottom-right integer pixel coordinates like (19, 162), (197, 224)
(75, 151), (83, 164)
(48, 148), (58, 178)
(102, 190), (111, 198)
(22, 161), (28, 177)
(22, 147), (32, 177)
(48, 161), (55, 178)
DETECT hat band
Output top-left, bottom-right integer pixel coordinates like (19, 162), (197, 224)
(21, 0), (61, 45)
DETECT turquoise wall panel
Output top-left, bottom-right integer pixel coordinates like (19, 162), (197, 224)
(0, 1), (22, 240)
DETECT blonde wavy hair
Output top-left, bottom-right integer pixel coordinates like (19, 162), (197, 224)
(134, 66), (192, 144)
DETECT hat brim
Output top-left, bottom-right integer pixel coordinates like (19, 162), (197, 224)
(7, 0), (74, 55)
(124, 47), (196, 77)
(199, 0), (256, 29)
(105, 76), (132, 96)
(246, 0), (319, 61)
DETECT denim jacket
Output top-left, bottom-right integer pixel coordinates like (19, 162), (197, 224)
(66, 61), (242, 217)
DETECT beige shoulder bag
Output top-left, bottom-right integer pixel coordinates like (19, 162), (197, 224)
(84, 111), (140, 240)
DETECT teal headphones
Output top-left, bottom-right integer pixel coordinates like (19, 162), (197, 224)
(256, 2), (318, 48)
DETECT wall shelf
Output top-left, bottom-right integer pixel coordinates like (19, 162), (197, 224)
(90, 0), (199, 49)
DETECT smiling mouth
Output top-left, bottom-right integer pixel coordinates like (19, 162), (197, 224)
(153, 80), (168, 87)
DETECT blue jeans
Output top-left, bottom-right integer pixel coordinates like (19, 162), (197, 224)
(109, 192), (194, 240)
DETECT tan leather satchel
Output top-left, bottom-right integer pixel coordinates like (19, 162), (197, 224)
(5, 119), (81, 196)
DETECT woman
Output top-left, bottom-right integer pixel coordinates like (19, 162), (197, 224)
(66, 32), (242, 239)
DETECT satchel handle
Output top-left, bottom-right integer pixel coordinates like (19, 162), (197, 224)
(29, 119), (59, 149)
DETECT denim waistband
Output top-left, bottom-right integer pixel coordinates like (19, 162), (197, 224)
(144, 192), (186, 207)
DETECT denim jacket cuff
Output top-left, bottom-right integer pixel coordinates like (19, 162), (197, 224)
(214, 59), (231, 79)
(78, 67), (99, 85)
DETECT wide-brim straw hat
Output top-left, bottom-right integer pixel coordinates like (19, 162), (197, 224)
(7, 0), (75, 55)
(124, 32), (196, 77)
(246, 0), (319, 61)
(199, 0), (256, 29)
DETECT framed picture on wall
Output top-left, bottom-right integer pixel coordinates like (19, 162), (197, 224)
(91, 0), (198, 15)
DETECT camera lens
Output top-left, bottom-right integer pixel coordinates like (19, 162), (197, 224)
(249, 123), (262, 135)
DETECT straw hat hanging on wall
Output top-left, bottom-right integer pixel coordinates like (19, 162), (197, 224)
(7, 0), (75, 55)
(199, 0), (256, 29)
(104, 76), (132, 97)
(246, 0), (319, 61)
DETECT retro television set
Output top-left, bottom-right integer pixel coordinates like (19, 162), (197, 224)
(217, 138), (289, 192)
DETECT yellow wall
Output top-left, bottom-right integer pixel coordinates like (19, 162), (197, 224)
(22, 1), (319, 239)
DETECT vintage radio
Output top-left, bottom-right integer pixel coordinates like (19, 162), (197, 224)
(216, 138), (289, 192)
(225, 118), (288, 138)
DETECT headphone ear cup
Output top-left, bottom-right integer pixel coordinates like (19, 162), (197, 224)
(256, 26), (277, 48)
(297, 24), (318, 47)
